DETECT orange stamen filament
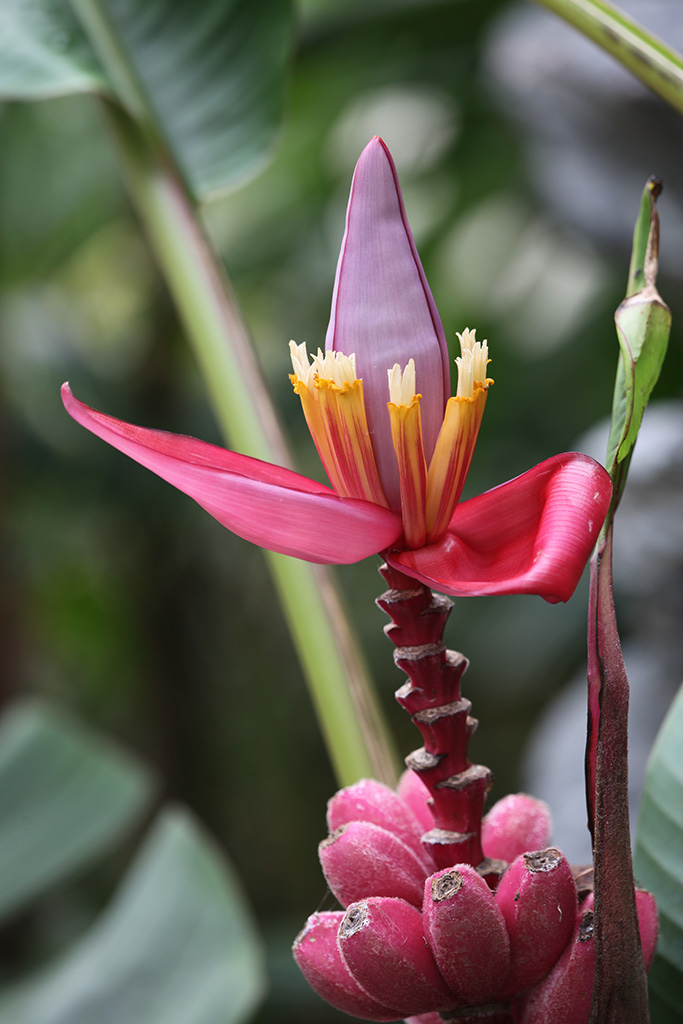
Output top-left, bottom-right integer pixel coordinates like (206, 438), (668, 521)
(388, 360), (428, 549)
(289, 342), (388, 506)
(426, 330), (493, 542)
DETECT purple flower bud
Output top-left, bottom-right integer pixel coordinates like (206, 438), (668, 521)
(422, 865), (510, 1004)
(515, 910), (595, 1024)
(481, 794), (553, 864)
(327, 778), (433, 869)
(325, 137), (450, 509)
(320, 821), (428, 908)
(339, 897), (460, 1015)
(495, 848), (577, 996)
(292, 912), (399, 1021)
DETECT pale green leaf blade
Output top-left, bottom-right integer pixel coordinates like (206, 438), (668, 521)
(0, 0), (106, 99)
(0, 0), (292, 198)
(0, 809), (266, 1024)
(0, 700), (154, 923)
(634, 684), (683, 1023)
(100, 0), (292, 197)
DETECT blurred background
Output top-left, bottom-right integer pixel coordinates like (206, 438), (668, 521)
(1, 0), (682, 1020)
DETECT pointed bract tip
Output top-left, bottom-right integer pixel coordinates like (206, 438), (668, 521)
(353, 135), (400, 189)
(364, 135), (389, 155)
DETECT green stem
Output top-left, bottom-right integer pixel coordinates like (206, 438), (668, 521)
(534, 0), (683, 115)
(102, 101), (398, 787)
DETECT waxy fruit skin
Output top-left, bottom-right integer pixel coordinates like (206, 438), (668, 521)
(516, 910), (595, 1024)
(338, 897), (459, 1016)
(292, 911), (399, 1021)
(422, 864), (511, 1004)
(481, 794), (552, 864)
(319, 820), (428, 908)
(396, 769), (435, 832)
(495, 848), (578, 996)
(302, 772), (587, 1016)
(518, 888), (659, 1023)
(327, 778), (433, 869)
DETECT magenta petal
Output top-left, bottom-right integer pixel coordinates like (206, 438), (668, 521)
(387, 454), (612, 602)
(326, 137), (450, 508)
(62, 384), (403, 563)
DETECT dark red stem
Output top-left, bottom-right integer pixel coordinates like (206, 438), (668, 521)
(587, 527), (649, 1024)
(377, 563), (493, 873)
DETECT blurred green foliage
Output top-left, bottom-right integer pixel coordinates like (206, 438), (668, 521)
(1, 1), (681, 1021)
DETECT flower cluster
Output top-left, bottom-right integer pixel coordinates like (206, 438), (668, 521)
(288, 326), (492, 551)
(62, 137), (611, 605)
(294, 776), (658, 1023)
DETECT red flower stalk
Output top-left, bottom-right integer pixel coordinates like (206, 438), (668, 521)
(376, 563), (493, 871)
(62, 137), (610, 602)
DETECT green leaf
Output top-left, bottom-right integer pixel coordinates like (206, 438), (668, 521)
(0, 809), (266, 1024)
(0, 0), (292, 199)
(625, 181), (657, 299)
(611, 295), (671, 464)
(634, 683), (683, 1023)
(0, 1), (105, 99)
(604, 179), (671, 513)
(108, 0), (292, 197)
(0, 699), (153, 923)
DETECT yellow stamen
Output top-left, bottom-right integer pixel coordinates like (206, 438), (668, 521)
(425, 330), (493, 542)
(289, 341), (316, 388)
(290, 328), (492, 549)
(388, 358), (417, 406)
(312, 349), (358, 389)
(289, 342), (388, 506)
(454, 328), (491, 399)
(387, 360), (428, 549)
(289, 342), (347, 495)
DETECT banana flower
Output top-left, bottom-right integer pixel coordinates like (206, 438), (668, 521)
(62, 137), (610, 603)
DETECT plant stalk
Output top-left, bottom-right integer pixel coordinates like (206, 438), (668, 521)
(377, 563), (498, 878)
(587, 527), (649, 1023)
(534, 0), (683, 115)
